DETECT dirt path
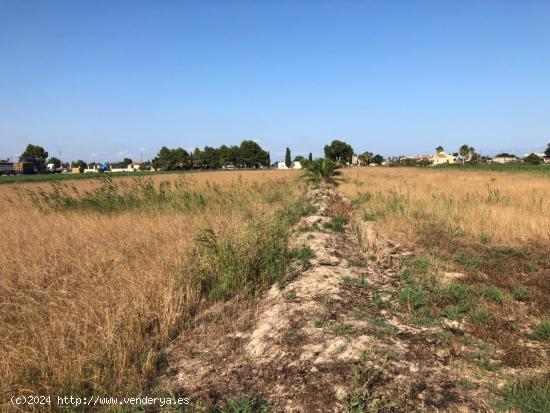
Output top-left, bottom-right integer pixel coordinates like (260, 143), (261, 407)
(164, 186), (492, 412)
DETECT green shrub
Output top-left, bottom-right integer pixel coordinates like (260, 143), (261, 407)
(483, 287), (504, 305)
(531, 321), (550, 341)
(293, 244), (315, 270)
(443, 305), (462, 321)
(220, 394), (271, 413)
(442, 282), (473, 311)
(398, 286), (428, 312)
(470, 306), (493, 326)
(512, 287), (530, 302)
(188, 215), (292, 301)
(496, 376), (550, 413)
(323, 216), (348, 232)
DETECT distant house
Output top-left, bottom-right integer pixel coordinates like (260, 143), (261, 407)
(431, 151), (458, 165)
(277, 161), (302, 169)
(128, 162), (142, 171)
(351, 155), (359, 166)
(490, 156), (516, 164)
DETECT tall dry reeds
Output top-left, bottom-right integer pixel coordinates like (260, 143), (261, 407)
(0, 171), (305, 410)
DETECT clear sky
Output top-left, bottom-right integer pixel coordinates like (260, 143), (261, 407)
(1, 0), (549, 162)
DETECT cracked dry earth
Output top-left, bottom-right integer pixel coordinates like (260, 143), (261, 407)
(164, 187), (492, 412)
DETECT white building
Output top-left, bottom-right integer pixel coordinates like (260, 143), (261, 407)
(490, 156), (516, 164)
(431, 151), (458, 165)
(277, 161), (302, 169)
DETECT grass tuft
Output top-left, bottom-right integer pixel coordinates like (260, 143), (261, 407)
(512, 287), (530, 302)
(482, 286), (504, 305)
(496, 376), (550, 413)
(470, 306), (493, 326)
(531, 320), (550, 342)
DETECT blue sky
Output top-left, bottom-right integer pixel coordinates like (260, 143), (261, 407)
(1, 0), (549, 162)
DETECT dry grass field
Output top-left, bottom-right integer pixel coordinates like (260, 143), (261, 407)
(341, 167), (549, 410)
(0, 170), (307, 411)
(341, 167), (550, 319)
(1, 166), (548, 412)
(342, 167), (550, 246)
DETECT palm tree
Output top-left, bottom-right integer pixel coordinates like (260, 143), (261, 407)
(303, 159), (343, 185)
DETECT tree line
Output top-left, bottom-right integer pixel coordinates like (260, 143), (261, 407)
(152, 140), (270, 170)
(7, 140), (549, 172)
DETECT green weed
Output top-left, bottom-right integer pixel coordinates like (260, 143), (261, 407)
(219, 394), (271, 413)
(531, 321), (550, 341)
(351, 193), (372, 207)
(512, 287), (530, 302)
(324, 216), (348, 232)
(483, 287), (504, 305)
(292, 244), (315, 270)
(470, 306), (493, 326)
(496, 376), (550, 413)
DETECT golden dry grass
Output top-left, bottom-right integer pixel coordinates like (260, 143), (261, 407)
(341, 167), (550, 246)
(0, 170), (302, 410)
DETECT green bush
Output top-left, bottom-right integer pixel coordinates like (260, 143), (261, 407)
(532, 321), (550, 341)
(470, 306), (493, 326)
(442, 282), (473, 311)
(323, 216), (348, 232)
(512, 287), (530, 302)
(220, 394), (271, 413)
(293, 244), (316, 270)
(398, 286), (428, 312)
(483, 287), (504, 305)
(496, 376), (550, 413)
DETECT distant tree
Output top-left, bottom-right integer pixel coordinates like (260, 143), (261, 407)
(285, 147), (291, 168)
(545, 143), (550, 157)
(122, 158), (133, 166)
(228, 145), (239, 166)
(72, 160), (88, 169)
(47, 157), (61, 168)
(202, 146), (220, 168)
(524, 153), (541, 164)
(192, 148), (205, 168)
(294, 155), (304, 162)
(308, 152), (313, 162)
(373, 154), (384, 165)
(358, 151), (373, 165)
(20, 144), (48, 170)
(267, 152), (271, 167)
(218, 145), (233, 166)
(153, 146), (191, 170)
(240, 140), (269, 168)
(468, 146), (478, 163)
(20, 144), (48, 162)
(458, 144), (469, 164)
(436, 146), (445, 153)
(324, 140), (353, 164)
(495, 153), (516, 158)
(303, 159), (343, 185)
